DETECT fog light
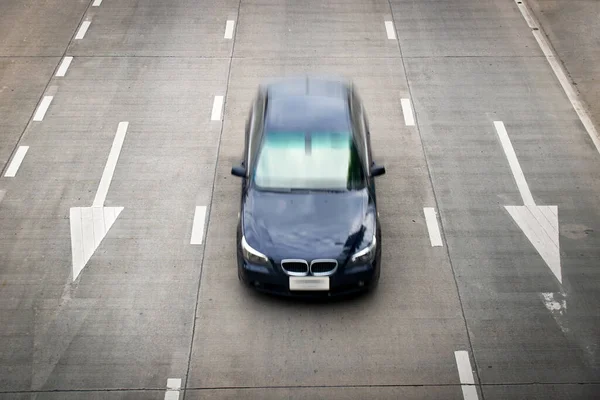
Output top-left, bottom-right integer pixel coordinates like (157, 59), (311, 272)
(253, 281), (260, 287)
(358, 280), (365, 287)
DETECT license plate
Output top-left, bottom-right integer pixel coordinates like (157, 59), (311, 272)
(289, 276), (330, 291)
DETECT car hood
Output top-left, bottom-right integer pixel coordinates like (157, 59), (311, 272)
(242, 188), (375, 261)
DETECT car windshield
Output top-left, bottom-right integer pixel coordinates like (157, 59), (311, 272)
(252, 130), (366, 191)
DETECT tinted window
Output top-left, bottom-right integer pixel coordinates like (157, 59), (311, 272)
(252, 131), (366, 191)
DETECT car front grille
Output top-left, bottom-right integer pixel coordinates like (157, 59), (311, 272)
(310, 260), (338, 276)
(281, 259), (309, 276)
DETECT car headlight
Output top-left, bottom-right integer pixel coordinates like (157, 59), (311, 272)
(241, 236), (270, 265)
(350, 234), (377, 264)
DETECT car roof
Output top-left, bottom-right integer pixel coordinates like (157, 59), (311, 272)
(262, 76), (353, 133)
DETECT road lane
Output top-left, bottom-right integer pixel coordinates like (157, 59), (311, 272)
(0, 59), (60, 174)
(395, 0), (600, 390)
(185, 54), (473, 394)
(0, 51), (228, 391)
(525, 0), (600, 129)
(0, 0), (89, 57)
(234, 0), (399, 58)
(66, 0), (240, 57)
(0, 0), (598, 398)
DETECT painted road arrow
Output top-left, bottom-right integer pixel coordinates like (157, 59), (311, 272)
(69, 121), (128, 281)
(494, 121), (561, 284)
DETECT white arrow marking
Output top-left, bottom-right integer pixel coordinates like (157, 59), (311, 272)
(69, 122), (128, 281)
(94, 121), (128, 207)
(494, 121), (561, 283)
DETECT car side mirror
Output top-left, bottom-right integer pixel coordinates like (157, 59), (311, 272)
(370, 165), (386, 177)
(231, 165), (246, 177)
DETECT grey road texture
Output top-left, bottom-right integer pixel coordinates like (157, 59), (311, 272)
(0, 0), (599, 399)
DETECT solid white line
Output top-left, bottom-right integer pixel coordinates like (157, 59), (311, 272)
(454, 351), (479, 400)
(92, 122), (129, 207)
(532, 30), (600, 154)
(4, 146), (29, 177)
(190, 206), (207, 245)
(165, 378), (181, 400)
(385, 21), (396, 40)
(224, 20), (235, 39)
(211, 95), (224, 121)
(514, 0), (538, 29)
(514, 0), (600, 154)
(401, 98), (415, 126)
(55, 56), (73, 77)
(92, 0), (103, 6)
(75, 21), (91, 40)
(423, 207), (443, 247)
(33, 96), (53, 121)
(494, 121), (536, 206)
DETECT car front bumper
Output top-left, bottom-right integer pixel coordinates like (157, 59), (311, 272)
(237, 253), (380, 298)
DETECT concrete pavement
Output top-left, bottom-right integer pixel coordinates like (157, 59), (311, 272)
(1, 0), (599, 399)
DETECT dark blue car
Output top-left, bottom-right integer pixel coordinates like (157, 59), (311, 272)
(231, 77), (386, 297)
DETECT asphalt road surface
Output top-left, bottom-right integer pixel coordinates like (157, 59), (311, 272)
(1, 0), (599, 399)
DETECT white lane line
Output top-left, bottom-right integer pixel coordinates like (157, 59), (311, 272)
(224, 20), (235, 39)
(190, 206), (207, 245)
(532, 30), (600, 154)
(55, 56), (73, 77)
(92, 0), (103, 6)
(401, 98), (415, 126)
(33, 96), (53, 121)
(165, 378), (181, 400)
(454, 351), (479, 400)
(4, 146), (29, 177)
(92, 122), (129, 207)
(514, 0), (600, 154)
(514, 0), (538, 29)
(75, 20), (91, 40)
(423, 207), (443, 247)
(385, 21), (396, 40)
(211, 95), (224, 121)
(494, 121), (536, 206)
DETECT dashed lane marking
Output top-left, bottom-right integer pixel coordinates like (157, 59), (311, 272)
(454, 351), (479, 400)
(165, 378), (181, 400)
(211, 95), (224, 121)
(4, 146), (29, 178)
(224, 20), (236, 39)
(33, 96), (53, 121)
(385, 21), (396, 40)
(56, 56), (73, 77)
(75, 20), (91, 40)
(191, 206), (207, 245)
(401, 98), (415, 126)
(423, 207), (443, 247)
